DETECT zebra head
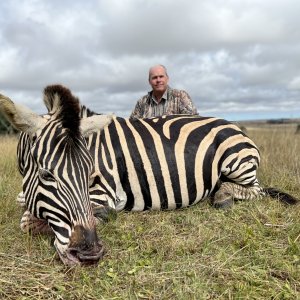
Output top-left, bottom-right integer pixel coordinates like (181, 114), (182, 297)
(0, 85), (113, 266)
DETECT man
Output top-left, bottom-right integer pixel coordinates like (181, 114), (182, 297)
(130, 65), (198, 119)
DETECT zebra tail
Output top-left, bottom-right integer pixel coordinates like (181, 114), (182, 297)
(263, 187), (299, 205)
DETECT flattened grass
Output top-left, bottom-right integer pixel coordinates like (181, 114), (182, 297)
(0, 128), (299, 300)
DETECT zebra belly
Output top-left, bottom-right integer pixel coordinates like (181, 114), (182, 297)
(118, 171), (219, 211)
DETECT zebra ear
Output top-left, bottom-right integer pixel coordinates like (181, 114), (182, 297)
(0, 94), (46, 136)
(80, 114), (114, 137)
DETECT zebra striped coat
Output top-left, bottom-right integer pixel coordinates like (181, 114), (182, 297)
(87, 114), (262, 212)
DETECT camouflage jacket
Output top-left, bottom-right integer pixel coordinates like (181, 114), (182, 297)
(129, 87), (198, 119)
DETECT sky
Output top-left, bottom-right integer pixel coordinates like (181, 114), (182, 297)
(1, 0), (300, 121)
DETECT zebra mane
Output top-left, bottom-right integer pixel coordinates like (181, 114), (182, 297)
(43, 85), (80, 137)
(80, 104), (98, 118)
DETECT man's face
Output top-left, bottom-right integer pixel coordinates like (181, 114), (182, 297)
(149, 66), (169, 94)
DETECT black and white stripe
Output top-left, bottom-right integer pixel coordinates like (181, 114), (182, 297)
(87, 115), (266, 211)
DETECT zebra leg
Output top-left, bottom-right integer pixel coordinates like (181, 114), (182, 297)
(89, 181), (117, 223)
(92, 204), (117, 223)
(212, 181), (263, 208)
(20, 210), (53, 235)
(17, 194), (53, 233)
(91, 200), (117, 223)
(16, 191), (26, 207)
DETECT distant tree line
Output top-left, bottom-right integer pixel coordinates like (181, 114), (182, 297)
(1, 110), (300, 134)
(267, 118), (290, 124)
(0, 112), (19, 134)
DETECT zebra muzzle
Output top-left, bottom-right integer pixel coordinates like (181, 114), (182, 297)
(66, 225), (105, 265)
(68, 242), (105, 265)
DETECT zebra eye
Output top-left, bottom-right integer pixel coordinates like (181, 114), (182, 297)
(39, 169), (56, 182)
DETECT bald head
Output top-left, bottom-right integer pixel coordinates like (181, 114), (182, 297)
(148, 65), (169, 100)
(148, 65), (168, 80)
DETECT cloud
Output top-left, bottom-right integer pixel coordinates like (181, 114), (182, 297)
(288, 77), (300, 90)
(0, 0), (299, 120)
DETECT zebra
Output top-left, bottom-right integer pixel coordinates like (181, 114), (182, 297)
(0, 85), (113, 265)
(0, 85), (298, 266)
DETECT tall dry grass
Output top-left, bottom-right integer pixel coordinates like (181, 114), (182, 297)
(249, 125), (300, 190)
(0, 127), (299, 300)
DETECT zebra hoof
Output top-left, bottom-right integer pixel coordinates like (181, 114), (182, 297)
(93, 206), (117, 223)
(212, 189), (234, 209)
(20, 210), (53, 234)
(213, 199), (233, 209)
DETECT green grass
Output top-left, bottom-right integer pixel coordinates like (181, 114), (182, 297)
(0, 128), (299, 300)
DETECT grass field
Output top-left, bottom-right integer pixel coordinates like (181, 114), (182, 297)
(0, 126), (299, 300)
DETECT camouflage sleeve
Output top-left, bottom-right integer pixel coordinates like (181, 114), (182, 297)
(129, 99), (143, 119)
(179, 90), (198, 115)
